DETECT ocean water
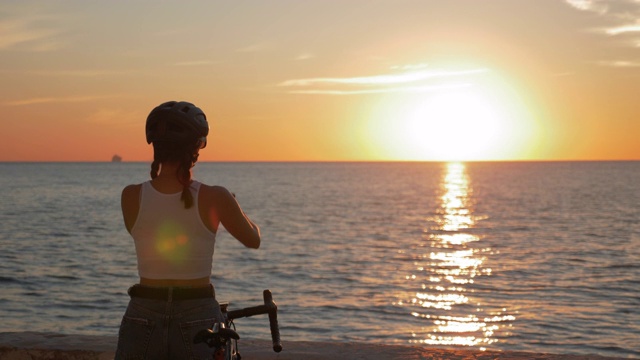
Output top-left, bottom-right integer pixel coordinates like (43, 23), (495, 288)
(0, 161), (638, 358)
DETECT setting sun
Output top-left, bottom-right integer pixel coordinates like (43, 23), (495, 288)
(365, 74), (539, 161)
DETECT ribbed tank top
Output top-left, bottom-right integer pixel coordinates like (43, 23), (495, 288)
(130, 181), (216, 279)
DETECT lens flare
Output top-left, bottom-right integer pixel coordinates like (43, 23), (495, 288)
(154, 220), (190, 264)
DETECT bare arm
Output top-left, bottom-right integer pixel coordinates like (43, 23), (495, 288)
(121, 184), (141, 234)
(206, 186), (261, 249)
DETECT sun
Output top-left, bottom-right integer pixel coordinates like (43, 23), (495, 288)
(365, 77), (538, 161)
(400, 89), (508, 161)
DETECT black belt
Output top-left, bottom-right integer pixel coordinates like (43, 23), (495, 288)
(128, 284), (214, 301)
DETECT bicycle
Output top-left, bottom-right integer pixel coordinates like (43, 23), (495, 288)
(194, 289), (282, 360)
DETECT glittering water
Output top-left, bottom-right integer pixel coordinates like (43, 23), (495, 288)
(0, 161), (638, 358)
(398, 163), (505, 349)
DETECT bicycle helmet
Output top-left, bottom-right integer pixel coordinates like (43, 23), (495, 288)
(146, 101), (209, 148)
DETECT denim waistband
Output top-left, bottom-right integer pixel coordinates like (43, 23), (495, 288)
(128, 284), (214, 301)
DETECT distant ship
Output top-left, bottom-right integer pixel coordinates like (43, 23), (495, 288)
(112, 154), (122, 162)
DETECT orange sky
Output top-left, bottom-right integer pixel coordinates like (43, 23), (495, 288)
(1, 1), (639, 162)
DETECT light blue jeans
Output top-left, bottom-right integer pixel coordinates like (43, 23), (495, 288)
(115, 289), (224, 360)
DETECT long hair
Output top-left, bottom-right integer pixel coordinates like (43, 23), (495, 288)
(149, 141), (201, 209)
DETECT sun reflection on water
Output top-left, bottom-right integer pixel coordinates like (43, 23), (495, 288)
(396, 162), (515, 349)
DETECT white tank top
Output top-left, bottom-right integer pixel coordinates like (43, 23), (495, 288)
(130, 180), (216, 279)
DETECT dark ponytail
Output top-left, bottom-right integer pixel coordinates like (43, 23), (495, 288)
(150, 141), (200, 209)
(177, 150), (199, 209)
(150, 160), (161, 179)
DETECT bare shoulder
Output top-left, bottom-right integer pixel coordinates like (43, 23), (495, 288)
(197, 184), (235, 232)
(199, 184), (233, 200)
(121, 184), (142, 200)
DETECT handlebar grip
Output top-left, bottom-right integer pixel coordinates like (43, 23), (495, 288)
(263, 290), (282, 353)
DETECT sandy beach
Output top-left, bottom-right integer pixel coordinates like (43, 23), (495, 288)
(0, 332), (629, 360)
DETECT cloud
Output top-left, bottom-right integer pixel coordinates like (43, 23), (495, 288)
(286, 83), (472, 95)
(606, 24), (640, 35)
(236, 42), (271, 53)
(86, 108), (141, 126)
(564, 0), (609, 14)
(565, 0), (640, 33)
(294, 53), (315, 61)
(595, 60), (640, 67)
(0, 14), (65, 51)
(279, 68), (487, 95)
(281, 69), (487, 87)
(172, 60), (217, 67)
(2, 95), (114, 106)
(565, 0), (640, 66)
(390, 63), (430, 71)
(0, 68), (131, 78)
(25, 69), (129, 77)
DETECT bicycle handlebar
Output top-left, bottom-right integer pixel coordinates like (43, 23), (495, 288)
(264, 290), (283, 353)
(227, 289), (282, 353)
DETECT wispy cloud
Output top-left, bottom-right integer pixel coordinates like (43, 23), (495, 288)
(0, 68), (129, 81)
(390, 63), (430, 71)
(595, 59), (640, 67)
(565, 0), (640, 65)
(27, 69), (129, 77)
(2, 95), (115, 106)
(564, 0), (609, 14)
(173, 60), (217, 67)
(236, 42), (271, 53)
(565, 0), (640, 34)
(605, 24), (640, 35)
(0, 14), (65, 51)
(279, 67), (487, 95)
(294, 53), (315, 61)
(86, 108), (141, 126)
(281, 69), (486, 87)
(286, 83), (472, 95)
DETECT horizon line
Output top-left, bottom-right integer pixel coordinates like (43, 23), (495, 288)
(1, 159), (639, 164)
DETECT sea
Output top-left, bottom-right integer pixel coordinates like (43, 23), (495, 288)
(0, 161), (638, 358)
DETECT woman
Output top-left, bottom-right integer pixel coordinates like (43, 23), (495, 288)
(116, 101), (260, 359)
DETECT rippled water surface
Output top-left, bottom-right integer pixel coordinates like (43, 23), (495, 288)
(1, 161), (639, 358)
